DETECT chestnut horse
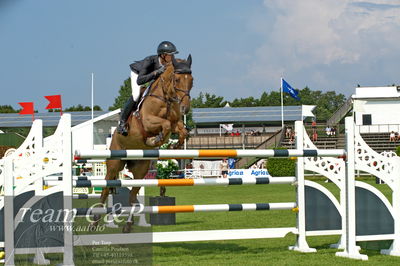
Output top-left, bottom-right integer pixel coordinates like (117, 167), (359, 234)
(91, 55), (193, 232)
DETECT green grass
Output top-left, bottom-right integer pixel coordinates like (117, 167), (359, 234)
(14, 177), (400, 265)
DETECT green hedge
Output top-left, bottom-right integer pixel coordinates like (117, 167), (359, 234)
(266, 157), (296, 177)
(396, 146), (400, 156)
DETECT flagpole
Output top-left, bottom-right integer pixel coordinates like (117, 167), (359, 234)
(91, 73), (94, 149)
(280, 77), (284, 129)
(184, 114), (187, 150)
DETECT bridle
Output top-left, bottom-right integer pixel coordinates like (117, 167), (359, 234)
(174, 69), (192, 104)
(147, 68), (191, 105)
(174, 81), (190, 104)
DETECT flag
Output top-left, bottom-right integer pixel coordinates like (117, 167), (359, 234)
(220, 124), (233, 132)
(44, 95), (62, 109)
(18, 102), (35, 121)
(18, 102), (34, 115)
(45, 95), (62, 115)
(281, 78), (300, 100)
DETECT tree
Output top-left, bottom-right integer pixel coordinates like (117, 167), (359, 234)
(109, 78), (132, 111)
(230, 96), (258, 107)
(63, 105), (102, 112)
(191, 92), (227, 108)
(0, 105), (18, 113)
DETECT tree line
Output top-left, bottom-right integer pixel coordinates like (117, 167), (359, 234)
(188, 87), (346, 121)
(109, 77), (347, 121)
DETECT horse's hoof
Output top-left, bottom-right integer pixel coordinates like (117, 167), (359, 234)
(122, 224), (132, 233)
(93, 214), (101, 222)
(173, 143), (183, 149)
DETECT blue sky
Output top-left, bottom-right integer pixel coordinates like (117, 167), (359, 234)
(1, 0), (400, 111)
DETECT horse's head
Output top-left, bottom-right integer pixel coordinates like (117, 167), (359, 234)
(172, 54), (193, 114)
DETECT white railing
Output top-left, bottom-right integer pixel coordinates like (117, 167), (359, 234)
(358, 124), (400, 134)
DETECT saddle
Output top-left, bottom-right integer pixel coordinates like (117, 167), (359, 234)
(126, 84), (153, 140)
(133, 80), (155, 114)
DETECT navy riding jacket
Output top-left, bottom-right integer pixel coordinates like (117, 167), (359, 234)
(130, 55), (162, 85)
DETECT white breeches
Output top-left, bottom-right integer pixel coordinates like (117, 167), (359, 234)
(131, 71), (141, 101)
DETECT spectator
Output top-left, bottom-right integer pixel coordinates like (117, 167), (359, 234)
(177, 170), (185, 179)
(312, 120), (317, 134)
(390, 131), (396, 142)
(185, 162), (193, 178)
(186, 162), (193, 169)
(312, 131), (318, 142)
(235, 130), (241, 136)
(325, 126), (331, 137)
(289, 131), (295, 144)
(228, 158), (235, 169)
(251, 163), (258, 169)
(220, 158), (229, 178)
(396, 131), (399, 142)
(331, 127), (336, 137)
(257, 159), (266, 169)
(285, 127), (292, 138)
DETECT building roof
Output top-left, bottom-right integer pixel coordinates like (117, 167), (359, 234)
(0, 105), (315, 128)
(192, 105), (315, 125)
(0, 110), (120, 128)
(353, 86), (400, 99)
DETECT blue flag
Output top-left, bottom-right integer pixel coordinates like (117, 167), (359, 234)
(281, 78), (300, 100)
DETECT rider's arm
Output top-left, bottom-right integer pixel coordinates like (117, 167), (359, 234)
(136, 56), (159, 85)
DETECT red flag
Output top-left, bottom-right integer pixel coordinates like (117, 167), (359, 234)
(18, 102), (34, 115)
(45, 95), (62, 109)
(18, 102), (35, 121)
(45, 95), (62, 115)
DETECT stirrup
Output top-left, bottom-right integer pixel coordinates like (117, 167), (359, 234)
(117, 121), (128, 136)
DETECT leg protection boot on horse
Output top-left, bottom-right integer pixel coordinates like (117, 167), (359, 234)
(117, 96), (137, 136)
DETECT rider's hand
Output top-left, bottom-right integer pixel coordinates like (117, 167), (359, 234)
(153, 65), (165, 77)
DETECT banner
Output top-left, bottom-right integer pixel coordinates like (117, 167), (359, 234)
(228, 169), (271, 178)
(220, 124), (234, 132)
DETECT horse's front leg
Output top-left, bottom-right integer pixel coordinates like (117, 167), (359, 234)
(89, 159), (124, 230)
(143, 116), (171, 147)
(172, 120), (188, 149)
(122, 160), (151, 233)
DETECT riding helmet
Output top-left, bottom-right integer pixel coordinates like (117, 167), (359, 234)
(157, 41), (179, 55)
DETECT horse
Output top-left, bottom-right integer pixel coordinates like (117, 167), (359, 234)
(91, 55), (193, 232)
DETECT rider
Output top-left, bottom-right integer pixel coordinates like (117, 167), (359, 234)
(117, 41), (179, 136)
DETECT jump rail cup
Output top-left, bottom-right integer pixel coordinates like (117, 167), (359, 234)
(74, 149), (346, 160)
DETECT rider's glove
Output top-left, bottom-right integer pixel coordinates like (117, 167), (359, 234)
(153, 65), (165, 77)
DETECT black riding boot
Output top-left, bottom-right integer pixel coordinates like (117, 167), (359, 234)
(117, 96), (137, 136)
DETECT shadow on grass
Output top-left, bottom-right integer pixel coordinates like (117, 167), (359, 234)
(154, 242), (249, 254)
(174, 220), (203, 226)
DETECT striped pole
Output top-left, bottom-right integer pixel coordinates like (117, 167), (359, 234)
(74, 149), (345, 160)
(75, 159), (106, 164)
(73, 194), (101, 199)
(74, 202), (297, 215)
(43, 176), (108, 181)
(43, 177), (296, 188)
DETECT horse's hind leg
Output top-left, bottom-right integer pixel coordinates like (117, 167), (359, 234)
(122, 160), (151, 233)
(90, 159), (125, 229)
